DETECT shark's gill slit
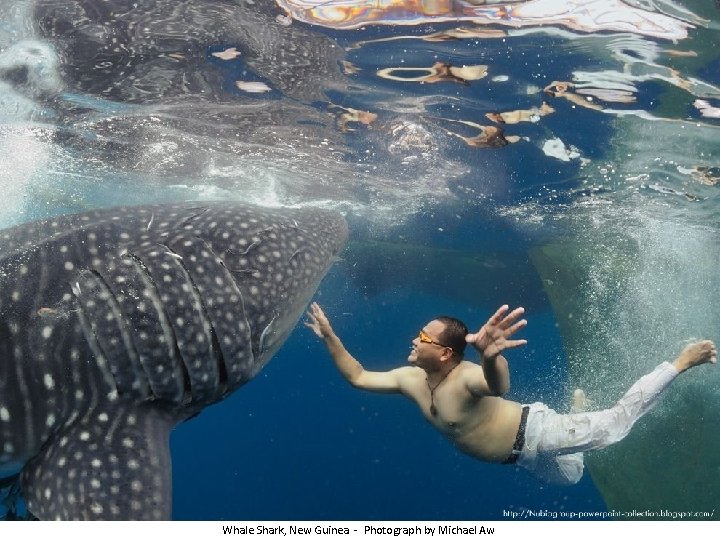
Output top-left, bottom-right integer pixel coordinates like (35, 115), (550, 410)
(159, 243), (229, 397)
(71, 281), (119, 398)
(87, 268), (148, 398)
(197, 237), (256, 376)
(123, 251), (192, 401)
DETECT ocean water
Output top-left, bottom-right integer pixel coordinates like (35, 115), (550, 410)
(1, 0), (719, 521)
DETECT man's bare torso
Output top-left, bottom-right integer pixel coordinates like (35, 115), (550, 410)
(396, 361), (524, 462)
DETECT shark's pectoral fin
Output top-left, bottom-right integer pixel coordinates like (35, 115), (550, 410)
(21, 402), (176, 520)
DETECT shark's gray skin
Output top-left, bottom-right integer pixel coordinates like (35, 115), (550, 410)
(0, 201), (347, 520)
(32, 0), (347, 103)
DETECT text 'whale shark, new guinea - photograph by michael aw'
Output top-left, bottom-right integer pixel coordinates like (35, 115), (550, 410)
(1, 0), (719, 521)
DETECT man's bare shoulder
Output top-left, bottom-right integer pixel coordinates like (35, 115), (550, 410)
(391, 365), (425, 380)
(390, 366), (427, 395)
(457, 360), (484, 375)
(390, 365), (426, 389)
(457, 360), (492, 395)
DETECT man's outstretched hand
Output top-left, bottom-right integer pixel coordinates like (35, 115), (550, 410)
(673, 340), (717, 373)
(305, 302), (335, 340)
(466, 305), (528, 361)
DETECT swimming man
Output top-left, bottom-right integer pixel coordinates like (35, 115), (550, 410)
(305, 303), (717, 485)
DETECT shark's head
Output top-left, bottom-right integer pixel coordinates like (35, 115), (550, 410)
(0, 201), (347, 519)
(185, 203), (349, 381)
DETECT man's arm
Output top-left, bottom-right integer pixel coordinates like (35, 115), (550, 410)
(466, 355), (511, 397)
(306, 302), (409, 393)
(463, 305), (527, 397)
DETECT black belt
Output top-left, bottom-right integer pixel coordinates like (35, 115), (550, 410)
(502, 405), (530, 464)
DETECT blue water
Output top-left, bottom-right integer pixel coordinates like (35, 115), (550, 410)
(172, 270), (606, 520)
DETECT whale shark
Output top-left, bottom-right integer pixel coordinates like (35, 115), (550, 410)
(0, 201), (347, 520)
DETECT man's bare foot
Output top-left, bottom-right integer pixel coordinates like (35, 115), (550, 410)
(570, 389), (589, 413)
(673, 340), (718, 373)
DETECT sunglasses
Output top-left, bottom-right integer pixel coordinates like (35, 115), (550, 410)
(418, 330), (453, 351)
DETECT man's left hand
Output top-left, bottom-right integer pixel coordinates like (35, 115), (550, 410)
(466, 304), (527, 360)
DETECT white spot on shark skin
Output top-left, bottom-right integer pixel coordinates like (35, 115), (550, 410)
(98, 412), (109, 422)
(90, 503), (104, 514)
(0, 407), (10, 422)
(79, 431), (90, 441)
(235, 80), (271, 93)
(44, 373), (55, 390)
(91, 459), (102, 468)
(46, 414), (55, 427)
(64, 261), (74, 271)
(42, 326), (53, 339)
(131, 480), (143, 492)
(212, 47), (241, 60)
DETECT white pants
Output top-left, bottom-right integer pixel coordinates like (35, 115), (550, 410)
(516, 361), (679, 485)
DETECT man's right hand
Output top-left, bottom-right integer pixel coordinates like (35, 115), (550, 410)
(305, 302), (335, 340)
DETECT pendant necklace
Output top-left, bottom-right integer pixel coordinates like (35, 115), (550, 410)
(427, 363), (459, 416)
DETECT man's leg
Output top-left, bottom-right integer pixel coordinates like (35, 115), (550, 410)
(531, 453), (585, 486)
(535, 361), (679, 456)
(518, 341), (716, 485)
(523, 388), (589, 485)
